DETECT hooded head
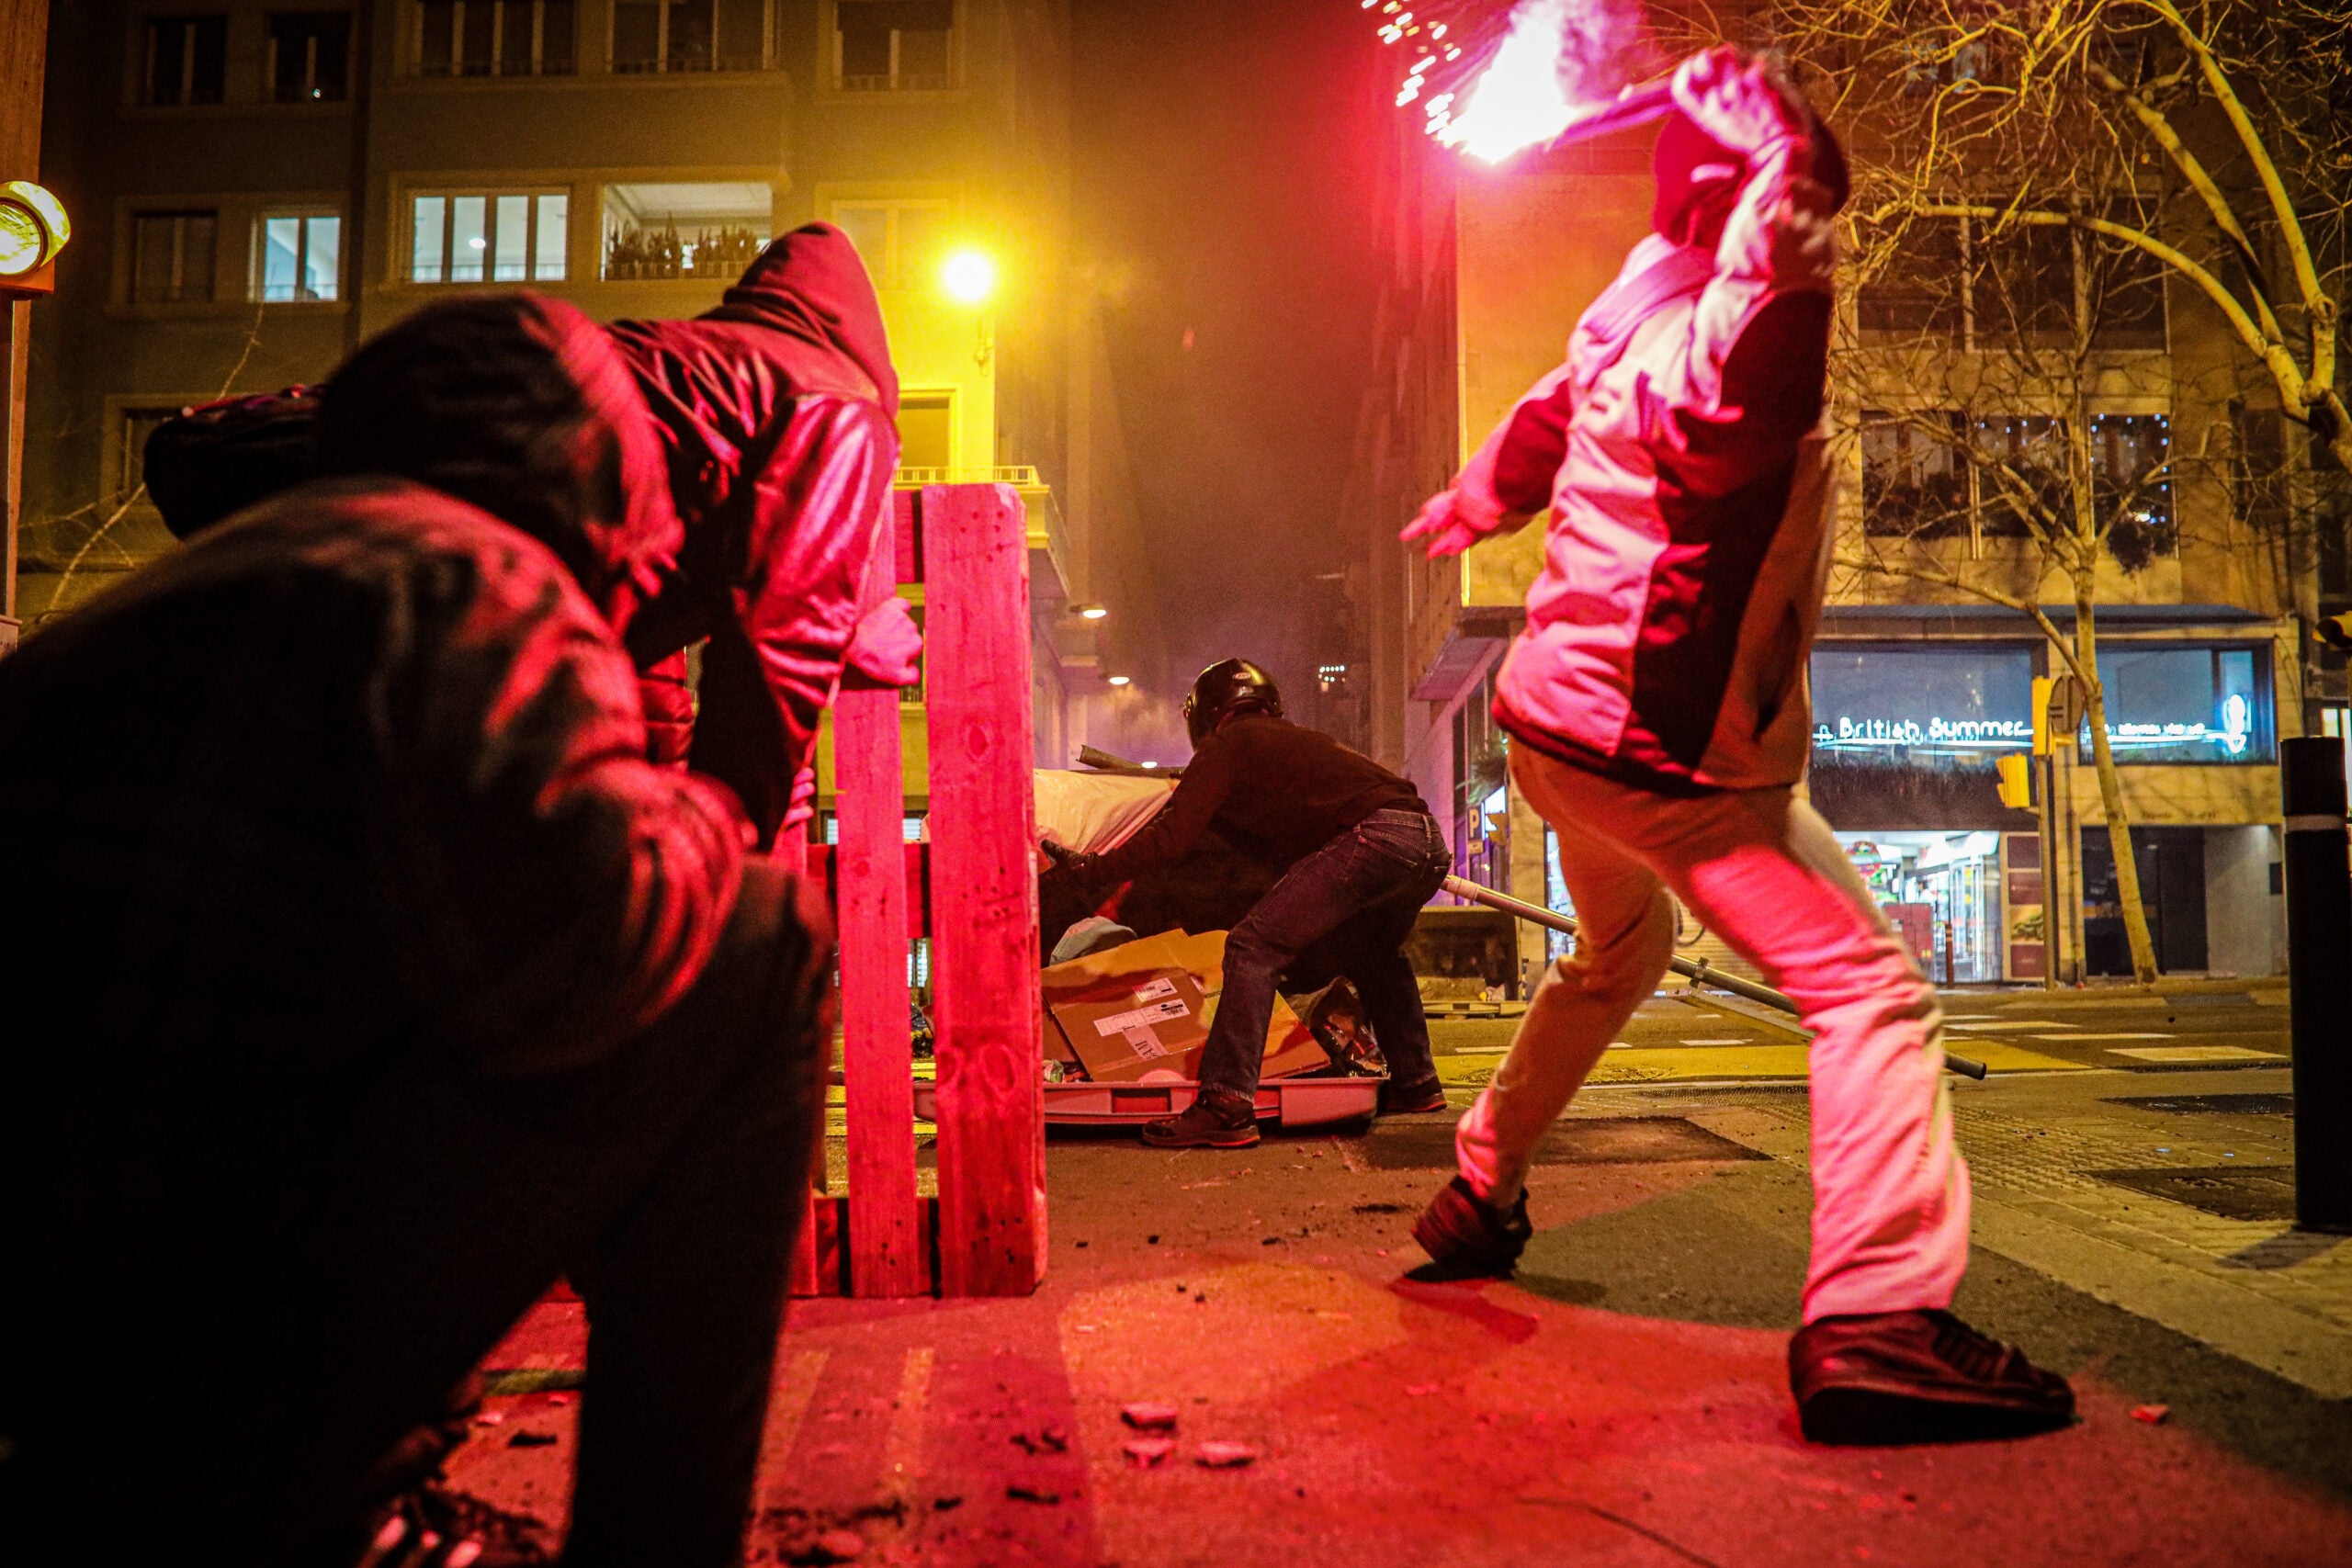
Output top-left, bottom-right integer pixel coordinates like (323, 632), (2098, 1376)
(1651, 108), (1851, 246)
(315, 292), (682, 631)
(701, 222), (899, 419)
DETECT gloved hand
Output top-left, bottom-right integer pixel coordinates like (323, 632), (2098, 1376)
(1669, 45), (1808, 159)
(842, 595), (923, 689)
(1038, 840), (1105, 893)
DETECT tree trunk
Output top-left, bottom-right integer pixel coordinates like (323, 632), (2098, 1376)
(2074, 592), (2161, 984)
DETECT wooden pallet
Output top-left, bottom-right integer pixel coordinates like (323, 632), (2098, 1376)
(789, 484), (1046, 1300)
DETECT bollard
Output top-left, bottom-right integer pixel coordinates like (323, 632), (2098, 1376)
(2281, 736), (2352, 1234)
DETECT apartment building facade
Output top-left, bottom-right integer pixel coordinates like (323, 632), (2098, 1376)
(1349, 108), (2310, 986)
(19, 0), (1169, 794)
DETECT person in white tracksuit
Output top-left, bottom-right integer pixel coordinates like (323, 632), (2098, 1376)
(1400, 46), (2075, 1446)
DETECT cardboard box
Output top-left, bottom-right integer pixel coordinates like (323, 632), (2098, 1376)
(1042, 931), (1211, 1083)
(1039, 929), (1329, 1084)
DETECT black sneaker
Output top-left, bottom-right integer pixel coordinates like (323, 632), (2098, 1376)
(1410, 1175), (1532, 1278)
(1142, 1092), (1261, 1148)
(1791, 1309), (2076, 1445)
(1379, 1077), (1449, 1115)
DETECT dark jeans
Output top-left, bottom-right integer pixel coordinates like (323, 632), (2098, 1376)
(1196, 807), (1450, 1107)
(0, 864), (830, 1568)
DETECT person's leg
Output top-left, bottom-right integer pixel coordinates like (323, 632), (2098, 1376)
(1303, 812), (1450, 1106)
(1147, 818), (1434, 1147)
(565, 871), (828, 1566)
(1449, 750), (1678, 1213)
(1608, 788), (1964, 1320)
(298, 863), (829, 1562)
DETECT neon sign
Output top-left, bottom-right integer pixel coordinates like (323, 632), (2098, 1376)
(1812, 716), (2032, 753)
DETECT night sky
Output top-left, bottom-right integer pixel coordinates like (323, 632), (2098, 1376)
(1071, 0), (1389, 720)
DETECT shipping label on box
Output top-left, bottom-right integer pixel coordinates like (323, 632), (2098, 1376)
(1049, 968), (1212, 1083)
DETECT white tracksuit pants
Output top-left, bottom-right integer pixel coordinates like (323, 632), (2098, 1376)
(1454, 746), (1970, 1321)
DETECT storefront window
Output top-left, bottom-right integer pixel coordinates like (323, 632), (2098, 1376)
(2077, 646), (2273, 764)
(1839, 831), (2006, 983)
(1811, 646), (2036, 771)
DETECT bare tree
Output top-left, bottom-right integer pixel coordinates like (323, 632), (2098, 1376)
(1744, 0), (2346, 982)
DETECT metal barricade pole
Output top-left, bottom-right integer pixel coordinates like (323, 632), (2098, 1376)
(2282, 736), (2352, 1234)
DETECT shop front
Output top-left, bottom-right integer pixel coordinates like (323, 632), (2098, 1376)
(1807, 610), (2289, 983)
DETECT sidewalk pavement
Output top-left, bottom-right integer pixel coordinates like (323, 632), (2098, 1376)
(450, 979), (2348, 1564)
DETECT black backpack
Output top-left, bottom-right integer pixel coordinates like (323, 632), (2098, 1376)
(141, 386), (322, 540)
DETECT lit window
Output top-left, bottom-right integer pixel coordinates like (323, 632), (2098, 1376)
(415, 1), (577, 77)
(829, 198), (948, 290)
(256, 210), (342, 301)
(896, 393), (952, 473)
(267, 12), (352, 102)
(143, 16), (228, 107)
(131, 209), (218, 304)
(600, 182), (771, 280)
(613, 0), (771, 73)
(410, 190), (568, 284)
(836, 0), (953, 90)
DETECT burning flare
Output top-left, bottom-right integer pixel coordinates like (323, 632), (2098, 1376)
(1411, 0), (1661, 164)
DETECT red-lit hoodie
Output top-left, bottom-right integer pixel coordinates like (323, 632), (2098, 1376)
(0, 296), (749, 1084)
(1449, 123), (1842, 795)
(607, 224), (903, 842)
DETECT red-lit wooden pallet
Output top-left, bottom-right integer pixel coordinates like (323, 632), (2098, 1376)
(790, 484), (1045, 1300)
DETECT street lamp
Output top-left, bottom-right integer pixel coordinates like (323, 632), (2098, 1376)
(941, 247), (996, 306)
(1105, 673), (1131, 687)
(1069, 602), (1108, 621)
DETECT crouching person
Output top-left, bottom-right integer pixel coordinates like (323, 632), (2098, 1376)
(1042, 660), (1451, 1148)
(0, 296), (830, 1566)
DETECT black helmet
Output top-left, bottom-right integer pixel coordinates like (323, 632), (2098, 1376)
(1183, 658), (1283, 746)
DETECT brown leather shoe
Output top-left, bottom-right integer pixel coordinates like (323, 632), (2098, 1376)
(1791, 1309), (2075, 1445)
(1142, 1091), (1260, 1148)
(1411, 1176), (1532, 1278)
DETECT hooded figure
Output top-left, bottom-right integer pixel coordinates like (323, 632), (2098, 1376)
(1401, 48), (2073, 1448)
(609, 222), (921, 846)
(0, 294), (831, 1566)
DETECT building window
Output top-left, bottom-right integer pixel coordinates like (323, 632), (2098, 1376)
(600, 182), (770, 279)
(1810, 645), (2038, 773)
(2078, 645), (2273, 765)
(267, 12), (352, 101)
(836, 0), (953, 90)
(142, 16), (229, 107)
(1860, 409), (2172, 560)
(612, 0), (771, 73)
(120, 405), (187, 496)
(896, 392), (952, 476)
(410, 191), (568, 284)
(1858, 207), (2168, 352)
(415, 1), (577, 77)
(256, 210), (342, 300)
(1860, 412), (1969, 538)
(829, 198), (948, 290)
(131, 209), (218, 304)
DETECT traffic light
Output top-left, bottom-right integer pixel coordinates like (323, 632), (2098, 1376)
(1996, 753), (2033, 810)
(2030, 676), (2054, 755)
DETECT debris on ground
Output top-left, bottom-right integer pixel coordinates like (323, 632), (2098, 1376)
(1121, 1401), (1180, 1430)
(471, 1410), (505, 1426)
(1007, 1483), (1063, 1505)
(1123, 1438), (1177, 1467)
(1012, 1427), (1069, 1454)
(2132, 1404), (2171, 1425)
(931, 1495), (963, 1512)
(1193, 1441), (1259, 1468)
(505, 1430), (559, 1448)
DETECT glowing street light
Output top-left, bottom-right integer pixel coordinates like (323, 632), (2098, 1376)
(942, 248), (996, 306)
(1071, 602), (1108, 621)
(1105, 673), (1131, 687)
(0, 181), (72, 286)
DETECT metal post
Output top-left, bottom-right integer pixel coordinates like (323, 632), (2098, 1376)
(2282, 736), (2352, 1233)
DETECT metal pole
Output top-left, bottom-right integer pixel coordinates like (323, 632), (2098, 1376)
(1442, 875), (1988, 1079)
(2281, 736), (2352, 1233)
